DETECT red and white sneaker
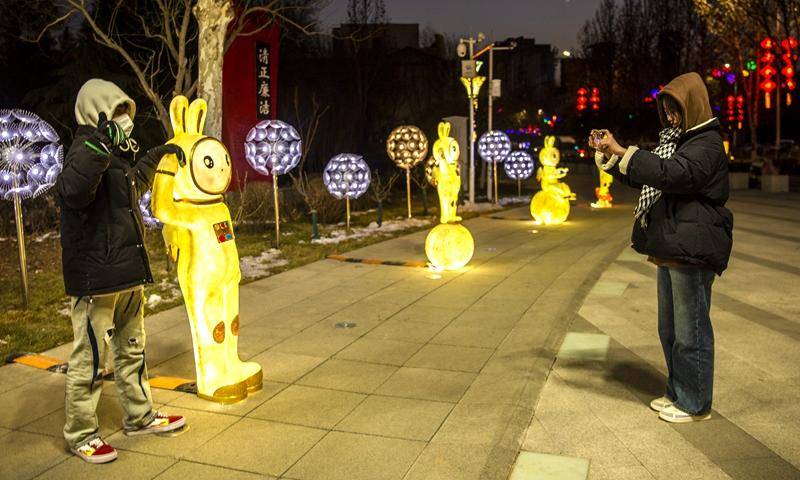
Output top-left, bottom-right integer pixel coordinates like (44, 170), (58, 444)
(71, 437), (118, 464)
(124, 410), (186, 436)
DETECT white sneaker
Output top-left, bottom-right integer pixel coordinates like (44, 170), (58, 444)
(659, 404), (711, 423)
(649, 396), (673, 412)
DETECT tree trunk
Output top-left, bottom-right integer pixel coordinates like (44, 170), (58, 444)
(194, 0), (234, 139)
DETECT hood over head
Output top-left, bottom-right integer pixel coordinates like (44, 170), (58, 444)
(74, 78), (136, 127)
(657, 72), (713, 131)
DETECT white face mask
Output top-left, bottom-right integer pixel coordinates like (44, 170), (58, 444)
(113, 113), (134, 137)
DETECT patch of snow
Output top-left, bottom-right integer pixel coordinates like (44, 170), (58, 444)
(240, 248), (289, 279)
(34, 231), (60, 242)
(499, 195), (532, 205)
(460, 202), (503, 213)
(147, 278), (182, 308)
(312, 217), (431, 245)
(147, 294), (164, 308)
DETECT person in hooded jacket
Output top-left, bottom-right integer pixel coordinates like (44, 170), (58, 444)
(593, 72), (734, 423)
(57, 78), (188, 463)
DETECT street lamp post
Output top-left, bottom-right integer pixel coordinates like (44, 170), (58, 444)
(458, 33), (485, 205)
(477, 41), (515, 202)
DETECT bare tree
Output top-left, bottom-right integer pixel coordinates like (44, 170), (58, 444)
(28, 0), (328, 136)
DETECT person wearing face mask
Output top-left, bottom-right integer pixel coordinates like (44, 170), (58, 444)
(591, 72), (733, 424)
(56, 78), (188, 464)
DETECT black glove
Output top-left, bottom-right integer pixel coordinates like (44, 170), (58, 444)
(147, 143), (186, 167)
(85, 112), (126, 155)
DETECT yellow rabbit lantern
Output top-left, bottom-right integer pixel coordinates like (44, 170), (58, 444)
(530, 136), (574, 225)
(425, 122), (474, 270)
(152, 96), (262, 404)
(591, 169), (614, 209)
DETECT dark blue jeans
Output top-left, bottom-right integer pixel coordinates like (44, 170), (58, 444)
(657, 266), (715, 415)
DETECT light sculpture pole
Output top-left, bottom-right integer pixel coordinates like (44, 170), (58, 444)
(323, 154), (370, 234)
(0, 109), (63, 307)
(503, 150), (534, 197)
(458, 33), (485, 205)
(244, 120), (302, 248)
(386, 125), (428, 218)
(477, 130), (511, 204)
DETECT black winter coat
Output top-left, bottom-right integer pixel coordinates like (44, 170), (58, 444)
(57, 126), (159, 296)
(611, 119), (734, 275)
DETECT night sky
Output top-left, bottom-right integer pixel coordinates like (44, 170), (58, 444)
(321, 0), (604, 52)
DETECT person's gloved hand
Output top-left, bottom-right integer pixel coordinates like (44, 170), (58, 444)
(148, 144), (185, 173)
(86, 112), (126, 155)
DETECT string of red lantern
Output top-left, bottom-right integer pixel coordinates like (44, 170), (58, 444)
(576, 87), (588, 112)
(759, 37), (777, 109)
(590, 87), (600, 111)
(780, 37), (797, 106)
(736, 95), (745, 130)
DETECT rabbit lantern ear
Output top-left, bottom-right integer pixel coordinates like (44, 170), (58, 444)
(438, 122), (451, 140)
(169, 96), (207, 136)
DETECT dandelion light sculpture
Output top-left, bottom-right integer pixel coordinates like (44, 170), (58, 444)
(152, 96), (262, 403)
(425, 122), (474, 270)
(530, 136), (574, 225)
(386, 125), (428, 218)
(0, 109), (63, 307)
(244, 119), (302, 247)
(503, 150), (534, 197)
(478, 130), (511, 203)
(139, 190), (162, 229)
(323, 153), (370, 233)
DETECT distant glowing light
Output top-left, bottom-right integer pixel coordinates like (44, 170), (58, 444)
(562, 50), (572, 57)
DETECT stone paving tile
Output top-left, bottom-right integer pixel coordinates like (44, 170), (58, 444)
(335, 395), (454, 441)
(155, 460), (273, 479)
(184, 417), (326, 477)
(0, 382), (65, 429)
(432, 403), (531, 446)
(430, 324), (510, 348)
(284, 431), (426, 480)
(248, 385), (365, 429)
(0, 363), (49, 394)
(376, 367), (476, 403)
(334, 337), (423, 366)
(366, 318), (445, 343)
(270, 327), (359, 357)
(35, 450), (175, 480)
(0, 430), (70, 480)
(387, 304), (465, 326)
(297, 359), (398, 394)
(248, 350), (327, 384)
(402, 441), (494, 480)
(166, 381), (287, 417)
(107, 408), (239, 458)
(509, 451), (589, 480)
(405, 344), (494, 373)
(557, 332), (610, 361)
(588, 465), (656, 480)
(717, 457), (800, 480)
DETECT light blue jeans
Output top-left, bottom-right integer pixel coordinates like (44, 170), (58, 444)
(657, 266), (715, 415)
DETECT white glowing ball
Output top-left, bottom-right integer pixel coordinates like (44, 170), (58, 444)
(323, 154), (371, 200)
(503, 151), (535, 180)
(244, 119), (302, 176)
(0, 109), (63, 201)
(477, 130), (512, 163)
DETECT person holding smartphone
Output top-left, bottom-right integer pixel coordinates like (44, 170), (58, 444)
(57, 78), (187, 463)
(591, 72), (733, 423)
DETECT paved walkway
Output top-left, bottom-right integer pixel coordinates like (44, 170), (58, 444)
(1, 182), (798, 480)
(515, 191), (800, 480)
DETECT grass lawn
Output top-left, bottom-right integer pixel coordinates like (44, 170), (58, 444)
(0, 197), (502, 359)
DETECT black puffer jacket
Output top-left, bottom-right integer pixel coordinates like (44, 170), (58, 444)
(57, 126), (159, 296)
(612, 118), (734, 275)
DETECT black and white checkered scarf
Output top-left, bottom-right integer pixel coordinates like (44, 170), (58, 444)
(633, 126), (682, 228)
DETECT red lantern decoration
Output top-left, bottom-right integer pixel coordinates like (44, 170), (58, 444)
(781, 36), (798, 106)
(760, 37), (777, 109)
(736, 95), (745, 130)
(726, 95), (735, 126)
(576, 87), (588, 112)
(590, 87), (601, 111)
